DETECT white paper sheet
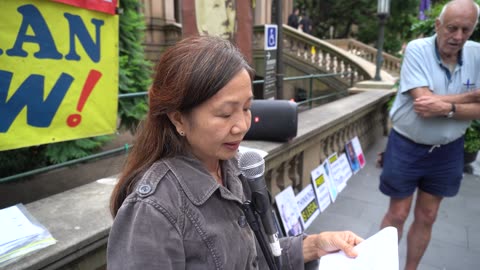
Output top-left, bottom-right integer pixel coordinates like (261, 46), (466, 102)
(319, 226), (399, 270)
(0, 205), (43, 248)
(0, 204), (56, 267)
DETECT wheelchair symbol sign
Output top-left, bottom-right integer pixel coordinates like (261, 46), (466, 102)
(265, 24), (278, 50)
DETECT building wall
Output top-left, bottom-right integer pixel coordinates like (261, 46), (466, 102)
(140, 0), (181, 62)
(253, 0), (294, 25)
(140, 0), (295, 62)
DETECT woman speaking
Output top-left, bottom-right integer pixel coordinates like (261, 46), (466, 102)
(107, 35), (362, 269)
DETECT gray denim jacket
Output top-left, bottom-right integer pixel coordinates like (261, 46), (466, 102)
(107, 155), (317, 269)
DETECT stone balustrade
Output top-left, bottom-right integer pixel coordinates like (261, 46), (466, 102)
(253, 25), (372, 87)
(6, 89), (394, 270)
(241, 90), (393, 197)
(326, 39), (401, 77)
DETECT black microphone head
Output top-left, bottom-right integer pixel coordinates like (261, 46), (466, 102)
(238, 151), (265, 179)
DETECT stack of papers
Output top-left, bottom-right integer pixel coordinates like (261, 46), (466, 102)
(319, 226), (399, 270)
(0, 204), (56, 267)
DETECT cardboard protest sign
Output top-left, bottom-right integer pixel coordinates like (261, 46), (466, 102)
(275, 186), (304, 236)
(310, 163), (333, 211)
(296, 185), (320, 229)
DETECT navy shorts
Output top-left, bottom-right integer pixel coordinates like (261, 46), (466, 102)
(380, 129), (464, 198)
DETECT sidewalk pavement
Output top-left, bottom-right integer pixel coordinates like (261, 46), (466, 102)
(305, 136), (480, 270)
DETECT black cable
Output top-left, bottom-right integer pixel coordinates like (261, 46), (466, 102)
(242, 201), (278, 270)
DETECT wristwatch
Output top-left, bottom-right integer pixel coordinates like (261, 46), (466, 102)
(446, 103), (456, 118)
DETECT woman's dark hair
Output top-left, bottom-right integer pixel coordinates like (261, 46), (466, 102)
(110, 35), (254, 216)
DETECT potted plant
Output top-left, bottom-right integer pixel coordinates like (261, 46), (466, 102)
(464, 120), (480, 165)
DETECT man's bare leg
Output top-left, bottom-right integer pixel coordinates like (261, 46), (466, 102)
(381, 195), (414, 241)
(405, 190), (442, 270)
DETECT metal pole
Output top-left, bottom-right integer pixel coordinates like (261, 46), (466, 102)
(309, 76), (313, 109)
(0, 145), (132, 184)
(374, 14), (386, 81)
(276, 0), (284, 99)
(350, 69), (354, 87)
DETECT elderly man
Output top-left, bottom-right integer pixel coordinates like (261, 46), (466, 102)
(379, 0), (480, 269)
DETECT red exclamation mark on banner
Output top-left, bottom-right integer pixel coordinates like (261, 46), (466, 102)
(67, 69), (102, 127)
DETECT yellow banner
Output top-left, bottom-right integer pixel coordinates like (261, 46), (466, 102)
(0, 0), (118, 151)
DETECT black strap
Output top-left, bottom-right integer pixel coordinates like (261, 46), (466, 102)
(242, 201), (279, 270)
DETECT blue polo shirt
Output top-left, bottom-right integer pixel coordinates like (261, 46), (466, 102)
(390, 34), (480, 145)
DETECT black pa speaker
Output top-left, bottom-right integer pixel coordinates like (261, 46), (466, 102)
(244, 100), (298, 142)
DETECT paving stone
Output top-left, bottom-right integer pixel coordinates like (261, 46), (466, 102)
(306, 136), (480, 269)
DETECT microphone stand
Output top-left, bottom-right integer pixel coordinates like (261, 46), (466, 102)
(242, 200), (279, 270)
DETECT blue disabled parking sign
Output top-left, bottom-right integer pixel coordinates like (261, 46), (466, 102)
(265, 24), (278, 50)
(263, 24), (277, 99)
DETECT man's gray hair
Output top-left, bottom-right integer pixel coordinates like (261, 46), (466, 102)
(438, 0), (480, 26)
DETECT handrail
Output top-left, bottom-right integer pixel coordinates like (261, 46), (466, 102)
(282, 72), (350, 82)
(253, 72), (350, 84)
(296, 92), (338, 106)
(253, 24), (372, 84)
(119, 92), (148, 98)
(0, 145), (132, 184)
(254, 72), (351, 109)
(1, 72), (350, 184)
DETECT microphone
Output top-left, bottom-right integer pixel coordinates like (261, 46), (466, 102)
(238, 151), (282, 261)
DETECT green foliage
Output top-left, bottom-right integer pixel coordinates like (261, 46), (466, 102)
(44, 135), (113, 163)
(0, 146), (47, 178)
(295, 0), (373, 40)
(465, 120), (480, 153)
(409, 2), (444, 37)
(0, 0), (151, 178)
(294, 0), (418, 55)
(356, 0), (419, 55)
(410, 0), (480, 39)
(385, 97), (394, 113)
(118, 0), (152, 133)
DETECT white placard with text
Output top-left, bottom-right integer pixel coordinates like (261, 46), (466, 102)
(328, 153), (352, 192)
(310, 163), (333, 211)
(296, 185), (320, 229)
(275, 186), (304, 237)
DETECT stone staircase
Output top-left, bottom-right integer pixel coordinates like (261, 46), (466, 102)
(252, 25), (397, 102)
(348, 80), (398, 94)
(325, 38), (400, 93)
